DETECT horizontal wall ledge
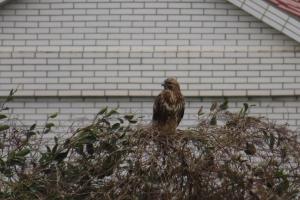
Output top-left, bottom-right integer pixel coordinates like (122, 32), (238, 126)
(0, 45), (299, 53)
(0, 89), (299, 98)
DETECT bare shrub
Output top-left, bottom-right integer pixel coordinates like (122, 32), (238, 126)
(0, 92), (300, 199)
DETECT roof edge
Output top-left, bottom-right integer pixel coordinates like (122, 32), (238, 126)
(0, 0), (12, 7)
(226, 0), (300, 43)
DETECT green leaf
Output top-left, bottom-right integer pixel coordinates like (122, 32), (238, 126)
(106, 109), (119, 117)
(0, 125), (9, 132)
(75, 144), (84, 156)
(101, 118), (111, 126)
(198, 106), (204, 116)
(117, 118), (124, 124)
(45, 122), (55, 129)
(9, 89), (17, 96)
(6, 96), (13, 102)
(219, 98), (228, 110)
(124, 114), (134, 121)
(129, 120), (137, 124)
(44, 128), (51, 134)
(16, 148), (30, 157)
(54, 150), (69, 163)
(2, 107), (9, 111)
(54, 136), (58, 144)
(0, 114), (7, 120)
(6, 89), (17, 102)
(26, 131), (36, 138)
(49, 112), (58, 119)
(210, 102), (218, 111)
(76, 131), (97, 144)
(98, 106), (108, 115)
(30, 123), (36, 131)
(46, 145), (51, 153)
(52, 143), (58, 154)
(239, 103), (249, 117)
(243, 103), (249, 113)
(210, 115), (217, 125)
(111, 123), (120, 130)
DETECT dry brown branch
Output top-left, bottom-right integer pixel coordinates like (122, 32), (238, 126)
(1, 98), (300, 199)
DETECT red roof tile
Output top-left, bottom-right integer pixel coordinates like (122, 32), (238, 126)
(269, 0), (300, 17)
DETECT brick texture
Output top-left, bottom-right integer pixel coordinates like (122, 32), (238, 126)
(0, 0), (299, 97)
(0, 0), (299, 130)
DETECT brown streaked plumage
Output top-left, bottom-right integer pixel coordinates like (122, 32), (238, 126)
(152, 77), (185, 133)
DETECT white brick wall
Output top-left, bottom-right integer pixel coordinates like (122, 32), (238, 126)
(0, 0), (299, 129)
(0, 47), (299, 97)
(0, 0), (299, 96)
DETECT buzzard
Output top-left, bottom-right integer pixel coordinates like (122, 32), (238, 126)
(152, 77), (185, 133)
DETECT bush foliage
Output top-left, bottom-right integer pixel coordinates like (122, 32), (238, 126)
(1, 91), (300, 199)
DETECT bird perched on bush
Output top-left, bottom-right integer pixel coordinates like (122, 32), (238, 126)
(152, 77), (185, 133)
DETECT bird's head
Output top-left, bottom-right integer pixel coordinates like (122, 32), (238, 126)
(162, 77), (181, 91)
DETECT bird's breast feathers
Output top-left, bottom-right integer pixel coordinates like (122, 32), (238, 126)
(160, 90), (184, 111)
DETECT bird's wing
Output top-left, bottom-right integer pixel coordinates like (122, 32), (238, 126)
(176, 99), (185, 125)
(152, 91), (170, 124)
